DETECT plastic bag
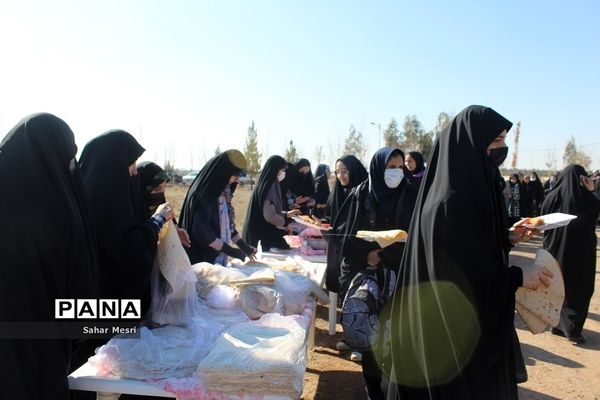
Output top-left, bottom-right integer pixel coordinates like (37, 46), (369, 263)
(150, 221), (199, 325)
(197, 313), (307, 398)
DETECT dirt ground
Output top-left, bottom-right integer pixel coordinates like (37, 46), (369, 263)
(301, 232), (600, 400)
(166, 184), (600, 399)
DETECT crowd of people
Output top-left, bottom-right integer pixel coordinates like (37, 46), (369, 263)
(1, 105), (598, 399)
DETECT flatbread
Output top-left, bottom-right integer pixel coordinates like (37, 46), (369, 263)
(356, 229), (408, 248)
(515, 303), (548, 334)
(515, 249), (564, 334)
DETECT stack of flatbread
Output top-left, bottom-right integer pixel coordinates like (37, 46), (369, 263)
(515, 249), (565, 334)
(197, 314), (306, 398)
(356, 229), (408, 248)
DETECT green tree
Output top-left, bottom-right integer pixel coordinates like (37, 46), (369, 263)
(285, 140), (299, 163)
(418, 132), (434, 162)
(563, 136), (592, 169)
(400, 115), (424, 151)
(214, 146), (221, 156)
(314, 145), (325, 165)
(163, 160), (175, 173)
(244, 120), (262, 187)
(343, 125), (367, 164)
(383, 118), (400, 147)
(420, 112), (452, 161)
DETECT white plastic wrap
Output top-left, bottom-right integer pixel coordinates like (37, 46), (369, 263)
(150, 221), (199, 325)
(197, 313), (308, 398)
(89, 317), (222, 379)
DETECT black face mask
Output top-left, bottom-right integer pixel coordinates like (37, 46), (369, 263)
(146, 192), (166, 208)
(488, 147), (509, 167)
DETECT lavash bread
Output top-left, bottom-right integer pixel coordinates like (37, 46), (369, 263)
(356, 229), (408, 248)
(515, 249), (565, 334)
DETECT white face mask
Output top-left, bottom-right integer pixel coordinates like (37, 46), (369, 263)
(277, 171), (286, 182)
(384, 168), (404, 188)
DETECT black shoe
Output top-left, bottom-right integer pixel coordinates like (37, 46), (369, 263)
(551, 327), (566, 337)
(568, 334), (586, 344)
(552, 328), (585, 344)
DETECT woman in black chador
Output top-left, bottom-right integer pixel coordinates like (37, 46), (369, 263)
(179, 150), (256, 265)
(338, 147), (418, 400)
(386, 105), (552, 400)
(243, 155), (298, 250)
(80, 130), (175, 318)
(542, 164), (600, 344)
(289, 158), (316, 214)
(313, 164), (331, 219)
(0, 113), (97, 399)
(324, 155), (368, 293)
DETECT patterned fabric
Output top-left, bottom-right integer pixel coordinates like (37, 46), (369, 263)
(215, 193), (232, 266)
(508, 184), (521, 218)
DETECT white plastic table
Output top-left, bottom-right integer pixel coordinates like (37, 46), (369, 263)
(68, 259), (327, 399)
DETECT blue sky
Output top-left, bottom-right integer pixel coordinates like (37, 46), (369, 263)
(1, 0), (599, 171)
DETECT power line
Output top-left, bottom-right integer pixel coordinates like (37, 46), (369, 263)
(519, 142), (600, 153)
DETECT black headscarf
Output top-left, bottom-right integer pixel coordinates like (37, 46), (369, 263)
(179, 150), (246, 224)
(290, 158), (315, 197)
(133, 161), (170, 220)
(242, 155), (288, 248)
(336, 147), (416, 298)
(314, 164), (331, 205)
(387, 106), (519, 398)
(528, 171), (545, 204)
(0, 113), (97, 398)
(323, 155), (368, 292)
(406, 151), (425, 177)
(369, 147), (406, 216)
(80, 130), (157, 315)
(541, 164), (600, 337)
(326, 155), (369, 223)
(179, 150), (247, 262)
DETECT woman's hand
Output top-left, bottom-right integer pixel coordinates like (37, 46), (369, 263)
(155, 203), (175, 221)
(176, 227), (191, 248)
(509, 219), (537, 245)
(521, 264), (553, 290)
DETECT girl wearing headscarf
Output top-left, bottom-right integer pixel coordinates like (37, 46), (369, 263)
(80, 130), (175, 318)
(179, 150), (256, 265)
(404, 151), (426, 185)
(507, 173), (526, 224)
(386, 105), (552, 400)
(134, 161), (191, 247)
(243, 155), (299, 250)
(338, 147), (418, 400)
(0, 113), (97, 399)
(313, 164), (331, 219)
(527, 171), (545, 216)
(289, 158), (316, 214)
(542, 164), (600, 344)
(324, 155), (368, 293)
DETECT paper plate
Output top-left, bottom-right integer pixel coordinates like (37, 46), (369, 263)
(522, 212), (577, 232)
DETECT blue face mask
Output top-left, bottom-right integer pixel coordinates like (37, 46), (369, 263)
(488, 147), (508, 167)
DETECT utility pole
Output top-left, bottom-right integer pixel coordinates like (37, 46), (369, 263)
(511, 121), (521, 169)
